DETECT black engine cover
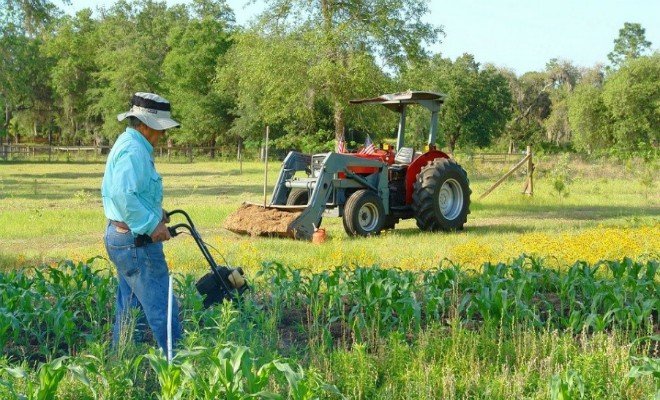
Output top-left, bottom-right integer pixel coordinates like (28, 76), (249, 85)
(388, 166), (407, 207)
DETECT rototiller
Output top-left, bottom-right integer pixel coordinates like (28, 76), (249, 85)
(167, 210), (249, 308)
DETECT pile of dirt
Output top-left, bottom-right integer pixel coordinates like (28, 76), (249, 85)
(223, 203), (303, 237)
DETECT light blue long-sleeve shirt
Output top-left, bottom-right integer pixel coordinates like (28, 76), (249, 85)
(101, 127), (163, 236)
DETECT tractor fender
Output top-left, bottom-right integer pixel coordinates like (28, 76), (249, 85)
(404, 150), (451, 204)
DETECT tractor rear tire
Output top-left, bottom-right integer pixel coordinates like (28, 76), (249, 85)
(286, 189), (309, 205)
(412, 158), (471, 231)
(343, 189), (385, 237)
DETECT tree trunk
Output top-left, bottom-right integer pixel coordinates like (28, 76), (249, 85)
(334, 103), (345, 141)
(448, 126), (461, 154)
(237, 137), (243, 159)
(448, 135), (457, 154)
(3, 103), (10, 135)
(0, 104), (8, 156)
(209, 134), (216, 159)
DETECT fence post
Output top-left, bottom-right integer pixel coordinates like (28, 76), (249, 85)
(263, 126), (270, 207)
(523, 145), (534, 196)
(479, 151), (531, 200)
(237, 139), (243, 175)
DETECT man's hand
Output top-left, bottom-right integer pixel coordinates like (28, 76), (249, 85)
(161, 209), (170, 223)
(150, 222), (171, 242)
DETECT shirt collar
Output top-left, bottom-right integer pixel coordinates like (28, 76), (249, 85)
(126, 127), (154, 154)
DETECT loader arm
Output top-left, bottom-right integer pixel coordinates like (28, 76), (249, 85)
(271, 151), (311, 205)
(224, 151), (388, 240)
(285, 152), (389, 239)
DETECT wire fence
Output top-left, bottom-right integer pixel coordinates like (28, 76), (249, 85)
(0, 144), (271, 162)
(0, 143), (526, 164)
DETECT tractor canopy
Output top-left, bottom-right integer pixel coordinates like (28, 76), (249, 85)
(349, 90), (447, 151)
(349, 90), (445, 112)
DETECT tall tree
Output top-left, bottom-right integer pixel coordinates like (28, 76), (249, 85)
(218, 31), (330, 150)
(161, 0), (235, 154)
(403, 54), (512, 153)
(42, 9), (99, 144)
(255, 0), (440, 141)
(543, 59), (581, 145)
(501, 70), (552, 152)
(0, 0), (63, 34)
(0, 0), (64, 144)
(90, 0), (186, 141)
(607, 22), (652, 69)
(217, 28), (392, 151)
(567, 76), (612, 154)
(602, 54), (659, 153)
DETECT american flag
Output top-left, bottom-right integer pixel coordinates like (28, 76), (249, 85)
(358, 135), (376, 155)
(336, 137), (346, 153)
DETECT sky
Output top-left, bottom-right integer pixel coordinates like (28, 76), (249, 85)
(57, 0), (660, 75)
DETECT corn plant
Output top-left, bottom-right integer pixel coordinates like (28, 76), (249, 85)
(192, 345), (275, 399)
(421, 264), (460, 322)
(274, 361), (342, 400)
(143, 349), (194, 400)
(549, 369), (586, 400)
(2, 356), (96, 400)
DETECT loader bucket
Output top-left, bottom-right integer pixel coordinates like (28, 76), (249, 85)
(223, 203), (306, 238)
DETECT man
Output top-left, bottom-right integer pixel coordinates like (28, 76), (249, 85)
(101, 92), (182, 353)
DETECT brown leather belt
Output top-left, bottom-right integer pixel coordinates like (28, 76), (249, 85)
(109, 220), (153, 247)
(110, 220), (130, 230)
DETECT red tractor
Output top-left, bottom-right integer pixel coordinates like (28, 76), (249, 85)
(225, 91), (471, 240)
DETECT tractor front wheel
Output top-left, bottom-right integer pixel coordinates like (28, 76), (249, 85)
(343, 189), (385, 237)
(286, 189), (309, 205)
(412, 158), (471, 231)
(287, 188), (322, 228)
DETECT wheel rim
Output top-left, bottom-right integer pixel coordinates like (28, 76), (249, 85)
(438, 178), (464, 220)
(358, 203), (380, 232)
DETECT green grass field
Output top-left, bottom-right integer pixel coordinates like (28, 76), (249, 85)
(1, 156), (657, 273)
(0, 156), (658, 399)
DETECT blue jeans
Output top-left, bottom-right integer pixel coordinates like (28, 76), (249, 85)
(104, 222), (182, 353)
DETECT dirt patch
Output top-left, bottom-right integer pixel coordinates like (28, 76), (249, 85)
(223, 203), (303, 237)
(276, 303), (354, 350)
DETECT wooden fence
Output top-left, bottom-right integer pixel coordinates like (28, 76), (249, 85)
(466, 152), (520, 163)
(0, 144), (265, 162)
(1, 144), (532, 163)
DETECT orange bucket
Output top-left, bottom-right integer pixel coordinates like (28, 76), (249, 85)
(312, 228), (326, 244)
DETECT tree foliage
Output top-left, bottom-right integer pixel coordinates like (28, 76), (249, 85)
(0, 0), (64, 143)
(252, 0), (440, 140)
(567, 54), (659, 156)
(162, 0), (235, 150)
(543, 59), (581, 145)
(607, 22), (652, 69)
(567, 77), (611, 153)
(601, 53), (659, 154)
(499, 69), (550, 151)
(403, 54), (512, 153)
(42, 9), (99, 143)
(0, 3), (656, 160)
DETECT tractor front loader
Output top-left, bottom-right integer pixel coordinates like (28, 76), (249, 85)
(224, 91), (471, 240)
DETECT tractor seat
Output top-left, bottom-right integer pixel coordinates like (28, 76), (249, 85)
(394, 147), (415, 164)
